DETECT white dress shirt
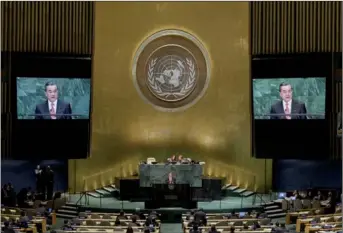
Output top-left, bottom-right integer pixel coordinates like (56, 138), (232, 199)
(48, 100), (57, 113)
(283, 100), (292, 113)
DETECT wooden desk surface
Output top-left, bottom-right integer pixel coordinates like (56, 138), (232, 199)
(182, 218), (261, 222)
(309, 228), (342, 233)
(295, 214), (342, 232)
(284, 207), (333, 225)
(184, 225), (272, 230)
(2, 214), (49, 233)
(185, 230), (271, 233)
(59, 231), (159, 233)
(304, 222), (342, 233)
(182, 219), (266, 229)
(183, 218), (262, 224)
(79, 218), (160, 223)
(182, 213), (231, 216)
(81, 212), (148, 216)
(74, 225), (160, 230)
(2, 225), (37, 233)
(61, 228), (160, 233)
(2, 211), (57, 225)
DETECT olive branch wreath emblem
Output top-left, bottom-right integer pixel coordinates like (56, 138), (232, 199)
(147, 58), (196, 98)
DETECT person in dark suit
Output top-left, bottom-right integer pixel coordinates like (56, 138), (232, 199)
(46, 166), (54, 200)
(35, 81), (72, 119)
(194, 208), (207, 225)
(270, 82), (307, 120)
(166, 172), (176, 185)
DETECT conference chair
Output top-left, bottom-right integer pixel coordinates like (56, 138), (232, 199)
(260, 219), (271, 225)
(90, 214), (101, 219)
(102, 214), (112, 219)
(312, 200), (321, 209)
(216, 221), (229, 227)
(302, 199), (311, 209)
(281, 199), (289, 211)
(233, 221), (243, 226)
(293, 199), (303, 211)
(99, 221), (111, 226)
(86, 220), (96, 226)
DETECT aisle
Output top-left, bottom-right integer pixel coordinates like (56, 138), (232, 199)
(161, 223), (183, 233)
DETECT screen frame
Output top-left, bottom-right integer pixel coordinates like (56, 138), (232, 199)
(251, 76), (327, 120)
(9, 52), (92, 159)
(15, 76), (91, 120)
(250, 53), (333, 159)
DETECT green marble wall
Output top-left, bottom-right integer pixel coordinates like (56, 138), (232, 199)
(253, 78), (326, 119)
(17, 77), (91, 119)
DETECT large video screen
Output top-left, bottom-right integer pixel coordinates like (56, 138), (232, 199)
(17, 77), (91, 120)
(253, 77), (326, 120)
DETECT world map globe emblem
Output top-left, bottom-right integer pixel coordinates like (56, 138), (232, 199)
(147, 55), (197, 102)
(132, 29), (211, 112)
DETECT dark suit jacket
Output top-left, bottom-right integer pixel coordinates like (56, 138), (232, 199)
(35, 100), (72, 119)
(270, 100), (307, 119)
(194, 210), (206, 223)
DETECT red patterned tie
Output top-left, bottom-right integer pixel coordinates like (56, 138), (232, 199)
(285, 102), (291, 120)
(50, 103), (56, 119)
(168, 172), (173, 184)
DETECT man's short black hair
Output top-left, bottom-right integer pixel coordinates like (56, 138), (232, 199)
(45, 81), (58, 91)
(279, 82), (292, 92)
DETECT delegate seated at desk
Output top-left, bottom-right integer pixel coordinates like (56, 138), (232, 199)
(167, 154), (191, 164)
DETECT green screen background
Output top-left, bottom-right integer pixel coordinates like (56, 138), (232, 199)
(253, 78), (326, 119)
(17, 77), (91, 119)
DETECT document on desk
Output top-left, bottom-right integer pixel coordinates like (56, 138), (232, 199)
(139, 163), (203, 187)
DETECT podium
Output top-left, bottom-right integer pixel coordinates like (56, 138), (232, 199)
(117, 163), (222, 209)
(145, 183), (197, 209)
(139, 163), (203, 187)
(140, 163), (202, 209)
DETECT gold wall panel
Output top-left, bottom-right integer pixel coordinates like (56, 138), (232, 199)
(69, 2), (272, 193)
(1, 1), (93, 54)
(251, 1), (342, 55)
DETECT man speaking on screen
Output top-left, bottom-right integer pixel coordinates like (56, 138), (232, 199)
(270, 82), (307, 120)
(35, 81), (72, 119)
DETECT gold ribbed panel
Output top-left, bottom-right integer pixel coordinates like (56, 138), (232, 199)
(1, 1), (94, 54)
(251, 1), (342, 55)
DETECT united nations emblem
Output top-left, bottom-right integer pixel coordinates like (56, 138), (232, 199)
(132, 29), (211, 112)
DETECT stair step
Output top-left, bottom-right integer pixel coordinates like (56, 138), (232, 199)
(56, 213), (78, 219)
(265, 209), (283, 214)
(242, 191), (255, 197)
(95, 189), (109, 195)
(264, 205), (280, 210)
(274, 199), (283, 203)
(58, 209), (78, 214)
(87, 192), (100, 198)
(61, 205), (78, 210)
(65, 202), (79, 207)
(222, 184), (232, 189)
(103, 187), (116, 192)
(262, 201), (277, 206)
(227, 186), (239, 191)
(268, 213), (287, 218)
(233, 188), (247, 194)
